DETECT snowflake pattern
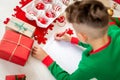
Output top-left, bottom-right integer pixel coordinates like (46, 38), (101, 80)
(4, 0), (55, 44)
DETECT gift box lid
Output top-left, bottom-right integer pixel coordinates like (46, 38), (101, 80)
(6, 17), (36, 38)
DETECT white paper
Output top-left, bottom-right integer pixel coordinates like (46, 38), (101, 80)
(43, 34), (83, 74)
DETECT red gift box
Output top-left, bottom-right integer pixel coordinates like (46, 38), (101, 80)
(6, 74), (26, 80)
(0, 30), (34, 66)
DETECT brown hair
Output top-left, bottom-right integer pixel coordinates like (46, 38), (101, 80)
(65, 0), (109, 28)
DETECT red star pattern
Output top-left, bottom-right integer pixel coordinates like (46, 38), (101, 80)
(66, 28), (74, 35)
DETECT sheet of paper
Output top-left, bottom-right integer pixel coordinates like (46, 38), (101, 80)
(43, 34), (83, 74)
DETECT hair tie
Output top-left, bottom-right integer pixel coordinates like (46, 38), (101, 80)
(107, 8), (114, 16)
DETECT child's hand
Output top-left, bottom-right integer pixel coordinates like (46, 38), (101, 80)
(54, 32), (71, 42)
(32, 46), (48, 61)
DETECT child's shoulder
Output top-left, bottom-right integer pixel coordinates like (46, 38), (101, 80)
(108, 24), (119, 31)
(108, 24), (120, 43)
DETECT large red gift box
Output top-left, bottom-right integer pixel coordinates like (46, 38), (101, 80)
(0, 30), (34, 66)
(6, 74), (26, 80)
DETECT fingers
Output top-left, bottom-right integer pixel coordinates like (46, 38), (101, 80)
(31, 45), (48, 61)
(54, 33), (63, 40)
(31, 49), (36, 56)
(54, 32), (71, 42)
(31, 46), (39, 55)
(34, 46), (38, 49)
(34, 45), (40, 49)
(55, 31), (66, 37)
(32, 47), (37, 52)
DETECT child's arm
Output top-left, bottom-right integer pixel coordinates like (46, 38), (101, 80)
(55, 33), (89, 48)
(32, 46), (89, 80)
(109, 17), (120, 27)
(71, 37), (90, 48)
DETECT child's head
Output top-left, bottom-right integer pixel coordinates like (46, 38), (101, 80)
(65, 0), (109, 41)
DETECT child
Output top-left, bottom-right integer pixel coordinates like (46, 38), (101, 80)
(32, 0), (120, 80)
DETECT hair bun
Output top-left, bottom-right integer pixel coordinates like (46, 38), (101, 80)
(89, 2), (107, 21)
(65, 0), (109, 27)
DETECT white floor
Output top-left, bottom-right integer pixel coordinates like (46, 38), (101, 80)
(0, 0), (120, 80)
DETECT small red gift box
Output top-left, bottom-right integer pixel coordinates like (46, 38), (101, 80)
(0, 30), (34, 66)
(6, 74), (26, 80)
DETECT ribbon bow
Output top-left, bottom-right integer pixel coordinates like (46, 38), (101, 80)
(15, 75), (26, 80)
(11, 20), (32, 33)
